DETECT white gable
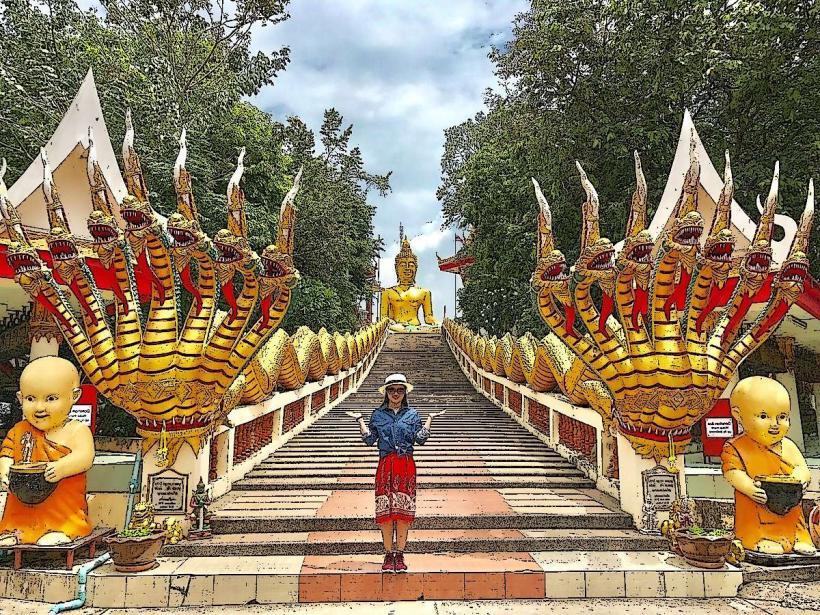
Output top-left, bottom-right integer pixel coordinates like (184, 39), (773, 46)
(646, 110), (797, 264)
(7, 69), (127, 239)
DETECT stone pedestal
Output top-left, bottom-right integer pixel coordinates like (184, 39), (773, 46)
(140, 438), (212, 531)
(616, 432), (687, 529)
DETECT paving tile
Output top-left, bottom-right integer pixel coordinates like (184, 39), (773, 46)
(625, 570), (665, 597)
(301, 554), (382, 573)
(212, 574), (256, 605)
(464, 571), (505, 599)
(0, 569), (8, 597)
(585, 570), (626, 597)
(169, 574), (214, 607)
(407, 551), (541, 573)
(504, 571), (545, 598)
(87, 574), (127, 608)
(422, 572), (465, 599)
(382, 572), (424, 601)
(174, 555), (304, 575)
(664, 570), (705, 598)
(256, 574), (299, 604)
(125, 573), (170, 608)
(40, 572), (77, 604)
(339, 572), (382, 601)
(6, 571), (45, 603)
(544, 571), (585, 598)
(299, 573), (341, 602)
(703, 570), (743, 597)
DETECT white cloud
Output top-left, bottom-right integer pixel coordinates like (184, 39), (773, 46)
(250, 0), (527, 320)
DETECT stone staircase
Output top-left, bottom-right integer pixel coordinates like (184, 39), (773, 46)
(34, 331), (741, 608)
(168, 332), (664, 557)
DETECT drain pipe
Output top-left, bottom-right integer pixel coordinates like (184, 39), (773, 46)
(49, 449), (143, 614)
(48, 552), (111, 615)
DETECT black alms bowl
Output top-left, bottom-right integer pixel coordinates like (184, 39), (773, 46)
(759, 475), (803, 516)
(9, 462), (57, 505)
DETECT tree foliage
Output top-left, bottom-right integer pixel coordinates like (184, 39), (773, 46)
(440, 0), (820, 337)
(0, 0), (385, 334)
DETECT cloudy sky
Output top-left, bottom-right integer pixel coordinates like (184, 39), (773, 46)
(250, 1), (528, 321)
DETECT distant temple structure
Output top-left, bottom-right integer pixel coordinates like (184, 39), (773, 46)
(437, 226), (475, 279)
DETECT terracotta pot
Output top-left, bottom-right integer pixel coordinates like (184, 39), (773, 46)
(104, 531), (166, 572)
(674, 530), (734, 569)
(9, 462), (58, 505)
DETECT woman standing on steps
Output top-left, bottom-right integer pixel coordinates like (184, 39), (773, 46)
(346, 373), (445, 573)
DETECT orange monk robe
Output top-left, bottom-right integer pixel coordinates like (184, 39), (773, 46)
(0, 421), (91, 544)
(721, 433), (811, 552)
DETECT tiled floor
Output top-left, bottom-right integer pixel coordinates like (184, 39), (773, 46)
(0, 550), (744, 606)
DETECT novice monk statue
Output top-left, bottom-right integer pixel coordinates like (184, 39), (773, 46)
(722, 376), (816, 555)
(0, 356), (94, 546)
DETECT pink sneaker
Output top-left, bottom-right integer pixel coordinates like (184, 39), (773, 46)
(394, 551), (407, 573)
(381, 551), (396, 573)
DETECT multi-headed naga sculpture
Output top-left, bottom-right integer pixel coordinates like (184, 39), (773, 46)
(531, 139), (813, 460)
(0, 115), (302, 465)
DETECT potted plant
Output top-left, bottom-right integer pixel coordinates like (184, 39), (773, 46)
(661, 498), (742, 569)
(104, 502), (167, 572)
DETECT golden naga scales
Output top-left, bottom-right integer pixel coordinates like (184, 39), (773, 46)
(0, 115), (304, 466)
(530, 138), (813, 461)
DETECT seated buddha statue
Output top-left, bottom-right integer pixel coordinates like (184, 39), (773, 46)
(722, 376), (816, 555)
(0, 356), (94, 546)
(380, 233), (439, 332)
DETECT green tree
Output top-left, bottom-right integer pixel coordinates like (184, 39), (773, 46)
(441, 0), (820, 336)
(0, 0), (388, 333)
(282, 110), (389, 332)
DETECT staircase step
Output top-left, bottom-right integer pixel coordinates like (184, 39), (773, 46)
(233, 476), (596, 490)
(163, 528), (666, 557)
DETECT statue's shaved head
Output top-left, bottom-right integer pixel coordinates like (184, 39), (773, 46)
(20, 356), (80, 390)
(17, 356), (82, 432)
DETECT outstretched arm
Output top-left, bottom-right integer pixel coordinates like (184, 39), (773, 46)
(346, 411), (377, 446)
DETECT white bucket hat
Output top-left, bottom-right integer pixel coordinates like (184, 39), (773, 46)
(378, 373), (414, 395)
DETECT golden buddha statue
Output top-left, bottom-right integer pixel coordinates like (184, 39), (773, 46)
(722, 376), (816, 555)
(380, 229), (439, 332)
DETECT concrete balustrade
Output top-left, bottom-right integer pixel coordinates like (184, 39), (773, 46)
(140, 328), (389, 514)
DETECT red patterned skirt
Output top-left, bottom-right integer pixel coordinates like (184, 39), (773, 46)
(374, 453), (417, 524)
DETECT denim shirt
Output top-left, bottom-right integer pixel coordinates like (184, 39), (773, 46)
(362, 404), (430, 458)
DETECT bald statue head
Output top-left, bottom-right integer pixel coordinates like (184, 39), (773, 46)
(17, 356), (81, 433)
(730, 376), (791, 448)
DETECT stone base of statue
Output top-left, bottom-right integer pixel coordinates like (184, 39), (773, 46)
(744, 549), (820, 567)
(187, 528), (213, 541)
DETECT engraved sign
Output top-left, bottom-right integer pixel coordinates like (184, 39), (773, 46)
(705, 417), (734, 439)
(148, 469), (188, 514)
(68, 404), (93, 427)
(642, 465), (680, 511)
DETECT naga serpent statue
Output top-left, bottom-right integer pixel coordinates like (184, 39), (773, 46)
(531, 137), (813, 460)
(0, 114), (303, 466)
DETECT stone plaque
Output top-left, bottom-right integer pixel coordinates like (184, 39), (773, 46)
(642, 465), (680, 511)
(148, 469), (188, 515)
